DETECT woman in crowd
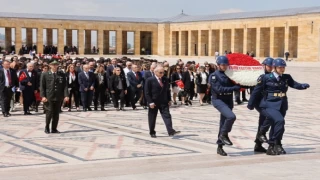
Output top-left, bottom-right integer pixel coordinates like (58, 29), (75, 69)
(94, 64), (108, 111)
(171, 65), (184, 105)
(196, 66), (209, 106)
(66, 64), (80, 111)
(109, 67), (127, 111)
(182, 65), (195, 106)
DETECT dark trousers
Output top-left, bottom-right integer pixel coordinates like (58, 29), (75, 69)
(15, 91), (21, 103)
(94, 86), (106, 108)
(111, 89), (125, 108)
(130, 88), (141, 108)
(262, 108), (286, 145)
(22, 90), (34, 113)
(242, 90), (247, 100)
(45, 101), (61, 130)
(125, 87), (131, 106)
(81, 91), (93, 109)
(254, 104), (271, 143)
(68, 88), (79, 108)
(148, 103), (174, 135)
(213, 99), (236, 145)
(1, 87), (13, 113)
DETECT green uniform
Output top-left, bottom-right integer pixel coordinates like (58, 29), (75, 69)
(40, 70), (68, 131)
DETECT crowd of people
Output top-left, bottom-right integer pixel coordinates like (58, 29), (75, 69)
(0, 54), (227, 116)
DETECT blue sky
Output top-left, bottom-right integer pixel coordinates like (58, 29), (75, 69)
(1, 0), (320, 47)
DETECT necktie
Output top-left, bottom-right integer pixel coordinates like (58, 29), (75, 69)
(277, 76), (281, 81)
(7, 70), (12, 86)
(85, 72), (89, 79)
(53, 72), (56, 80)
(151, 72), (154, 77)
(135, 73), (139, 80)
(159, 78), (163, 87)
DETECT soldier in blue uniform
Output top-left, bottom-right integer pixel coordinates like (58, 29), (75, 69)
(248, 58), (310, 155)
(209, 56), (241, 156)
(249, 58), (274, 153)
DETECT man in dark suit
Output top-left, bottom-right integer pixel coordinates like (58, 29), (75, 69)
(128, 64), (143, 110)
(19, 62), (38, 115)
(40, 60), (69, 134)
(0, 60), (18, 117)
(145, 66), (181, 138)
(78, 64), (95, 111)
(142, 64), (156, 109)
(106, 58), (124, 78)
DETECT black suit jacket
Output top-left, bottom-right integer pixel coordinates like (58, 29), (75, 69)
(145, 76), (171, 105)
(2, 68), (19, 88)
(78, 71), (95, 92)
(171, 72), (182, 88)
(0, 69), (5, 93)
(19, 69), (37, 92)
(66, 71), (80, 90)
(196, 72), (209, 85)
(107, 65), (125, 78)
(143, 70), (154, 81)
(128, 71), (143, 90)
(182, 71), (195, 90)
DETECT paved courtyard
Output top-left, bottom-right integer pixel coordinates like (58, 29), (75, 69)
(0, 63), (320, 179)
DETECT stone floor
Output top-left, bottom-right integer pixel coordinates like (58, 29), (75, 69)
(0, 65), (319, 180)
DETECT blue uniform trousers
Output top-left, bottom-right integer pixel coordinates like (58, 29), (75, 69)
(254, 103), (271, 143)
(213, 99), (236, 145)
(261, 108), (286, 145)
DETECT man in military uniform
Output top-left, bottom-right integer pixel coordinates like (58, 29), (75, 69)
(40, 59), (69, 134)
(248, 58), (310, 155)
(209, 56), (241, 156)
(248, 58), (274, 153)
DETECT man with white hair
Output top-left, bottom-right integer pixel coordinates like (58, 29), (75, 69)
(145, 66), (181, 138)
(123, 61), (132, 107)
(19, 62), (38, 115)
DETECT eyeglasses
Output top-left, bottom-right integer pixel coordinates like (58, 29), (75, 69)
(159, 72), (164, 74)
(116, 70), (120, 71)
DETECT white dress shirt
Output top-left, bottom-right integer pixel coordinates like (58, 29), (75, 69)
(3, 69), (10, 87)
(123, 67), (131, 87)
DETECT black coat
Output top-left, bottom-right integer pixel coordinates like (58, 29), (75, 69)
(182, 71), (195, 90)
(171, 72), (182, 88)
(109, 74), (127, 91)
(196, 72), (209, 85)
(66, 71), (80, 90)
(94, 72), (108, 89)
(19, 69), (38, 92)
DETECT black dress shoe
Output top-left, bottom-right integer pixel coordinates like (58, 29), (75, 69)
(116, 108), (120, 111)
(94, 107), (98, 111)
(188, 100), (192, 105)
(266, 144), (277, 155)
(133, 107), (137, 110)
(219, 134), (233, 146)
(236, 100), (243, 105)
(150, 134), (157, 138)
(275, 145), (286, 155)
(120, 108), (125, 111)
(88, 107), (92, 111)
(7, 113), (11, 116)
(3, 113), (8, 117)
(101, 108), (106, 111)
(242, 98), (248, 102)
(45, 128), (50, 134)
(254, 143), (267, 153)
(51, 130), (61, 134)
(169, 131), (181, 136)
(257, 132), (268, 143)
(24, 112), (32, 115)
(217, 146), (228, 156)
(174, 102), (177, 105)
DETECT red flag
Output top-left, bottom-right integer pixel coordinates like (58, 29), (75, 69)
(19, 71), (27, 82)
(175, 80), (184, 89)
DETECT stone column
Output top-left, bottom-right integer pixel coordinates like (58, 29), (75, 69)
(116, 30), (122, 55)
(134, 31), (140, 55)
(78, 29), (84, 55)
(58, 28), (64, 54)
(219, 29), (223, 55)
(66, 29), (73, 47)
(97, 29), (104, 55)
(231, 29), (235, 53)
(178, 31), (182, 56)
(197, 30), (202, 56)
(85, 30), (91, 54)
(270, 27), (275, 57)
(256, 27), (261, 58)
(284, 26), (289, 54)
(208, 30), (212, 56)
(5, 27), (12, 52)
(188, 30), (192, 56)
(15, 27), (22, 54)
(243, 28), (248, 54)
(152, 31), (158, 55)
(103, 31), (110, 54)
(37, 28), (43, 54)
(181, 31), (188, 56)
(46, 28), (53, 46)
(26, 28), (33, 47)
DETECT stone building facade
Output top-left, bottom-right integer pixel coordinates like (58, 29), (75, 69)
(0, 6), (320, 61)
